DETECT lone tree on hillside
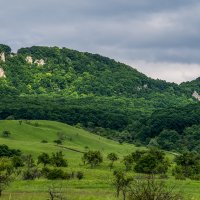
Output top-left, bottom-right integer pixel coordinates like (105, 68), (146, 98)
(107, 153), (118, 169)
(2, 130), (11, 138)
(51, 151), (67, 167)
(82, 150), (103, 168)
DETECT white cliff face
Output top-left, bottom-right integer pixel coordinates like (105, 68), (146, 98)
(192, 91), (200, 101)
(34, 59), (45, 66)
(0, 68), (6, 78)
(0, 53), (5, 62)
(25, 56), (33, 64)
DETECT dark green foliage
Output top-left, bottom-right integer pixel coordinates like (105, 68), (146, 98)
(76, 171), (84, 180)
(0, 145), (21, 157)
(157, 130), (181, 151)
(107, 153), (118, 169)
(12, 156), (24, 168)
(37, 153), (51, 167)
(46, 168), (68, 180)
(123, 149), (169, 174)
(173, 152), (200, 179)
(82, 150), (103, 168)
(51, 151), (68, 167)
(41, 139), (48, 143)
(134, 149), (169, 174)
(22, 167), (41, 180)
(0, 44), (11, 55)
(2, 130), (11, 138)
(123, 154), (134, 171)
(53, 139), (62, 145)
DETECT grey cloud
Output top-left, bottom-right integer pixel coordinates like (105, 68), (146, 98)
(1, 0), (200, 82)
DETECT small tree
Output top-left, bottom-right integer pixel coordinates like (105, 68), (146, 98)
(0, 158), (13, 196)
(123, 154), (134, 171)
(51, 151), (67, 167)
(48, 184), (66, 200)
(0, 174), (12, 197)
(107, 153), (118, 169)
(38, 153), (51, 167)
(113, 170), (133, 200)
(12, 156), (24, 168)
(23, 154), (35, 168)
(53, 140), (62, 145)
(2, 130), (11, 138)
(82, 150), (103, 168)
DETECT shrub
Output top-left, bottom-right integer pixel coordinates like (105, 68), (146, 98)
(82, 150), (103, 168)
(2, 130), (11, 138)
(53, 140), (62, 145)
(22, 168), (41, 180)
(76, 171), (84, 180)
(51, 151), (68, 167)
(46, 168), (67, 180)
(41, 140), (48, 143)
(0, 145), (21, 157)
(12, 156), (24, 168)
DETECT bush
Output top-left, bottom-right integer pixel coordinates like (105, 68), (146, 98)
(2, 130), (11, 138)
(51, 151), (68, 167)
(46, 168), (68, 180)
(41, 167), (50, 177)
(76, 171), (84, 180)
(41, 140), (48, 143)
(82, 150), (103, 168)
(22, 168), (41, 180)
(0, 145), (21, 157)
(12, 156), (24, 168)
(53, 140), (62, 145)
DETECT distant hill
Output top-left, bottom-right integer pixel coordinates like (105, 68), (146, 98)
(1, 44), (200, 152)
(0, 45), (182, 97)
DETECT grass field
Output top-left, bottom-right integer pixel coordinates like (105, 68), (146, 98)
(0, 120), (200, 200)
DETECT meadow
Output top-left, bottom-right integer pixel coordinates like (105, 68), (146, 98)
(0, 120), (200, 200)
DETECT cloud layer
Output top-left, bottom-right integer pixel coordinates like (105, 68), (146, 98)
(1, 0), (200, 83)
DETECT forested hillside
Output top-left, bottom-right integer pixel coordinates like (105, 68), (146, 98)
(0, 44), (200, 152)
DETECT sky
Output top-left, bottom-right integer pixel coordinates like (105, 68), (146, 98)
(1, 0), (200, 83)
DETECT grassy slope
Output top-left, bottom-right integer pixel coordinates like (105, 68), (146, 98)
(0, 120), (200, 200)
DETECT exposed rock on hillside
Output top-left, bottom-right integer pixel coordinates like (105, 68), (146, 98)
(25, 56), (33, 64)
(34, 59), (45, 66)
(0, 68), (6, 78)
(192, 91), (200, 101)
(0, 53), (5, 62)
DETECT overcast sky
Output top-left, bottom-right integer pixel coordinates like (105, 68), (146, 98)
(1, 0), (200, 83)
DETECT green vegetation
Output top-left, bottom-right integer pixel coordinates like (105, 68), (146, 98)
(0, 120), (200, 199)
(1, 44), (200, 199)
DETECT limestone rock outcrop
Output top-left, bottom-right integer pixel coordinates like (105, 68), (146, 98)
(0, 52), (5, 62)
(192, 91), (200, 101)
(0, 68), (6, 78)
(25, 56), (33, 64)
(34, 59), (45, 66)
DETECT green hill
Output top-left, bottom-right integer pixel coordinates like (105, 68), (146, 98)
(1, 120), (200, 200)
(0, 120), (136, 158)
(0, 120), (140, 200)
(0, 44), (199, 153)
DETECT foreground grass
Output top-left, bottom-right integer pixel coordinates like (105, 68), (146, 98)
(0, 120), (200, 199)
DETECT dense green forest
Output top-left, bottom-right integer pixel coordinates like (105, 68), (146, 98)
(0, 44), (200, 153)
